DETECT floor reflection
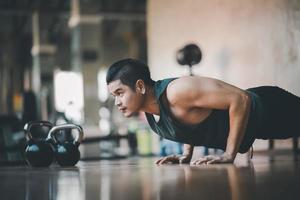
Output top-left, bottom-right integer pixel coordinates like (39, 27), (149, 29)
(0, 155), (300, 200)
(56, 168), (83, 200)
(155, 164), (256, 200)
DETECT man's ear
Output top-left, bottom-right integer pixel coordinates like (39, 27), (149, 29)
(136, 79), (145, 94)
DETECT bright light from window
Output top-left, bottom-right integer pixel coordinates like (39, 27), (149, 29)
(54, 71), (84, 122)
(97, 69), (109, 102)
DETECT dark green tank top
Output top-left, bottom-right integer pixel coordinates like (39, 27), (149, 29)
(145, 78), (263, 153)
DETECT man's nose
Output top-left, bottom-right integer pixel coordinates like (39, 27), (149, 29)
(115, 97), (121, 106)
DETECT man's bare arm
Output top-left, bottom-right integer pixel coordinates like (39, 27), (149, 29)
(183, 144), (194, 157)
(225, 91), (250, 160)
(167, 76), (251, 164)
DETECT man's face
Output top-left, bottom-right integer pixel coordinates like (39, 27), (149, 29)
(108, 79), (144, 117)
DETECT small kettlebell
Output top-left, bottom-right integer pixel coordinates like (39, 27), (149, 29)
(47, 124), (84, 167)
(24, 121), (54, 167)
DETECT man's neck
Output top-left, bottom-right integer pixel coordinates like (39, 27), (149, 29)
(139, 86), (160, 115)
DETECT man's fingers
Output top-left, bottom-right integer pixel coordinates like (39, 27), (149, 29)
(155, 155), (230, 165)
(190, 154), (234, 165)
(206, 159), (220, 164)
(157, 157), (168, 165)
(156, 156), (178, 165)
(191, 160), (198, 165)
(191, 156), (220, 165)
(193, 160), (206, 165)
(198, 159), (209, 165)
(155, 157), (168, 164)
(191, 157), (208, 165)
(155, 158), (164, 164)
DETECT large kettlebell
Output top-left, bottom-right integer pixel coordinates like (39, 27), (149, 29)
(24, 121), (54, 167)
(47, 124), (84, 167)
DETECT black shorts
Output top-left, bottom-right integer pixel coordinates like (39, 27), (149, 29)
(247, 86), (300, 139)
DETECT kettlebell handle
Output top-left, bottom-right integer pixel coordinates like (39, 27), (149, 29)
(47, 124), (84, 145)
(24, 121), (54, 140)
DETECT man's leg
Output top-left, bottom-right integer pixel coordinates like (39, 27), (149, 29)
(248, 86), (300, 139)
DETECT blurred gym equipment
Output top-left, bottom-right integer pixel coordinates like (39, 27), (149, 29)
(176, 43), (202, 76)
(0, 115), (26, 166)
(48, 124), (84, 166)
(24, 121), (54, 167)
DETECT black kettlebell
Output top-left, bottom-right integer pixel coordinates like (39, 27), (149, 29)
(24, 121), (54, 167)
(176, 43), (202, 66)
(176, 44), (202, 76)
(47, 124), (84, 167)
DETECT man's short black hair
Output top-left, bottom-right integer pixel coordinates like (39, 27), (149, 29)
(106, 58), (155, 90)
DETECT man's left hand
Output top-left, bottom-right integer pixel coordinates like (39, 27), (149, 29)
(191, 153), (234, 165)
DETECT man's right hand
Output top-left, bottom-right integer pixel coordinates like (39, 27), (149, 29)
(155, 154), (192, 165)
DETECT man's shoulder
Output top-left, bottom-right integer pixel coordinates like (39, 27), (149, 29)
(167, 75), (205, 91)
(165, 76), (203, 105)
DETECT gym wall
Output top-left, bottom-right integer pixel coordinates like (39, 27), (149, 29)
(147, 0), (300, 95)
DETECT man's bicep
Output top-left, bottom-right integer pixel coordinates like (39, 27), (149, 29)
(167, 76), (241, 109)
(192, 80), (240, 110)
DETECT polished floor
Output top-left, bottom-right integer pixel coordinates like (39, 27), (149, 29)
(1, 152), (300, 200)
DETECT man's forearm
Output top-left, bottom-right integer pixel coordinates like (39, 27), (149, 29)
(183, 144), (194, 156)
(226, 93), (251, 159)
